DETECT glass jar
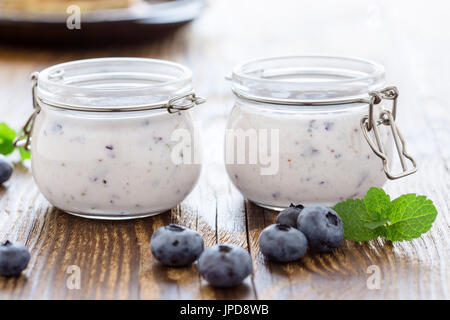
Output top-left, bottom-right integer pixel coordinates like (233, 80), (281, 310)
(225, 56), (416, 210)
(17, 58), (204, 219)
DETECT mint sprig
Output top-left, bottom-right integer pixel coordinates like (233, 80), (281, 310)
(0, 122), (30, 162)
(334, 187), (437, 242)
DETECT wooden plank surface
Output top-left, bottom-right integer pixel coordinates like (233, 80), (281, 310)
(0, 0), (449, 299)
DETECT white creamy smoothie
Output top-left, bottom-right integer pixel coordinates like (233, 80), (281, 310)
(226, 56), (393, 209)
(26, 58), (203, 219)
(32, 107), (201, 217)
(226, 100), (392, 208)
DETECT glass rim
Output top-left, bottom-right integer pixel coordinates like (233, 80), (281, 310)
(36, 57), (193, 110)
(231, 55), (386, 104)
(38, 57), (192, 92)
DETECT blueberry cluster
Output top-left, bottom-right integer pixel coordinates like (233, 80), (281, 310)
(259, 204), (344, 262)
(150, 224), (252, 288)
(0, 156), (30, 278)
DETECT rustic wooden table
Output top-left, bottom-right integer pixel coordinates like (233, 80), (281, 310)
(0, 0), (448, 299)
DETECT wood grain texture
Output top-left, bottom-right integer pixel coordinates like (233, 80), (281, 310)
(0, 0), (448, 299)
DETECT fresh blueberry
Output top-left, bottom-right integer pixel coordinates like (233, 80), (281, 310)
(198, 244), (252, 288)
(0, 155), (13, 185)
(276, 203), (304, 227)
(150, 224), (204, 267)
(297, 205), (344, 253)
(0, 240), (30, 277)
(259, 224), (308, 262)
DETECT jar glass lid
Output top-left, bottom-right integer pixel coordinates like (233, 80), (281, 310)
(37, 57), (193, 110)
(231, 56), (385, 105)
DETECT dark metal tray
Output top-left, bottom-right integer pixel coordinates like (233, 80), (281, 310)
(0, 0), (205, 46)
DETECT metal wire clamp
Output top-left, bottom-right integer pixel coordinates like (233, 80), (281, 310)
(13, 72), (40, 151)
(360, 86), (417, 179)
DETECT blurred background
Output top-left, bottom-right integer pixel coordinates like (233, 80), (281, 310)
(0, 0), (206, 44)
(0, 0), (448, 183)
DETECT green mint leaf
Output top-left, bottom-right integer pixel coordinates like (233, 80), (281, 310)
(363, 187), (390, 220)
(18, 146), (31, 161)
(385, 194), (438, 241)
(0, 122), (17, 155)
(334, 187), (438, 242)
(334, 198), (383, 241)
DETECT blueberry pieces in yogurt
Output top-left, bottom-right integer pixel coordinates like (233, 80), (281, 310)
(276, 203), (304, 228)
(259, 224), (308, 262)
(0, 155), (13, 185)
(198, 244), (252, 288)
(297, 205), (344, 253)
(150, 224), (204, 267)
(0, 240), (30, 277)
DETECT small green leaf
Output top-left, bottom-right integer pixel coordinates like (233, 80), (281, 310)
(334, 198), (383, 241)
(0, 123), (31, 162)
(385, 194), (438, 241)
(18, 146), (31, 161)
(334, 188), (438, 242)
(364, 187), (390, 220)
(0, 122), (17, 156)
(0, 122), (16, 140)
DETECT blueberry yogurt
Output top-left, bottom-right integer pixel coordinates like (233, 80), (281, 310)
(28, 58), (203, 219)
(226, 56), (393, 209)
